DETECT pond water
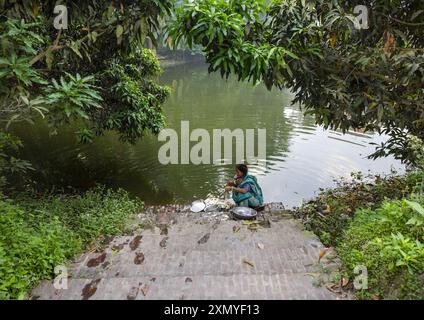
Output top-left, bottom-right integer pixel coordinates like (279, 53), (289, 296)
(12, 62), (404, 207)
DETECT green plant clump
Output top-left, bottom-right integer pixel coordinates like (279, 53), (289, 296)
(296, 171), (422, 247)
(337, 197), (424, 300)
(0, 187), (143, 300)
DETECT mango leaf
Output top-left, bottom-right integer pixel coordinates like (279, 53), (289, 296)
(116, 25), (124, 39)
(68, 41), (83, 59)
(411, 10), (424, 21)
(91, 31), (98, 43)
(45, 51), (53, 70)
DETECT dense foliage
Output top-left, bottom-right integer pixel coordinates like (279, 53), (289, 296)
(0, 187), (142, 300)
(168, 0), (424, 164)
(293, 167), (424, 299)
(295, 171), (422, 246)
(1, 0), (423, 301)
(338, 197), (424, 299)
(0, 1), (172, 143)
(0, 131), (33, 189)
(0, 1), (172, 301)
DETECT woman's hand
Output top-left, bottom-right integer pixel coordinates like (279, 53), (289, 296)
(225, 186), (233, 192)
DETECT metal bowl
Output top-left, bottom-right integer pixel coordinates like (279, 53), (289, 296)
(230, 207), (258, 220)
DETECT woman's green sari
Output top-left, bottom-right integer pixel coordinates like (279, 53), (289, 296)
(232, 175), (264, 208)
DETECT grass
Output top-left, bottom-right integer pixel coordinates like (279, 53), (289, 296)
(0, 186), (143, 300)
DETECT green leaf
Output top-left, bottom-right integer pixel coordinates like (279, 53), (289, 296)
(406, 217), (418, 225)
(45, 51), (53, 70)
(68, 41), (83, 59)
(91, 31), (98, 42)
(405, 200), (424, 216)
(116, 25), (124, 39)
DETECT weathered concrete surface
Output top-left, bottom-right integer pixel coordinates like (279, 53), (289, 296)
(31, 205), (351, 300)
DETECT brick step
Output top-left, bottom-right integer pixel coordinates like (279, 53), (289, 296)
(97, 234), (321, 255)
(71, 246), (324, 280)
(32, 273), (337, 300)
(137, 215), (297, 236)
(110, 220), (322, 252)
(31, 217), (348, 300)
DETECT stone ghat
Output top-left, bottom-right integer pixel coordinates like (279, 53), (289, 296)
(31, 202), (352, 300)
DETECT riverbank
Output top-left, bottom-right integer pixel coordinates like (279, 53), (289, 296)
(290, 170), (424, 300)
(31, 201), (350, 300)
(1, 170), (423, 300)
(156, 49), (205, 69)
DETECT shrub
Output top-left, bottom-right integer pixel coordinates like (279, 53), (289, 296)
(337, 198), (424, 300)
(296, 172), (420, 246)
(0, 200), (79, 300)
(0, 187), (143, 300)
(27, 187), (143, 246)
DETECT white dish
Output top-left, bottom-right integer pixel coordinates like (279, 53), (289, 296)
(190, 200), (206, 213)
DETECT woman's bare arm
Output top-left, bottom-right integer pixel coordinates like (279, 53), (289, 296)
(233, 187), (248, 193)
(225, 186), (248, 193)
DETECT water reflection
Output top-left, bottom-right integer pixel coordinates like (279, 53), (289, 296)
(11, 63), (404, 207)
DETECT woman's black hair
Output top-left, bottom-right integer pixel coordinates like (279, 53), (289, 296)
(236, 164), (248, 177)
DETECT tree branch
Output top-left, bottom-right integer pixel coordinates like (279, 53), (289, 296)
(30, 29), (64, 66)
(386, 15), (424, 27)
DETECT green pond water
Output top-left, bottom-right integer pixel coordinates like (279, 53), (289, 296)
(12, 62), (404, 207)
